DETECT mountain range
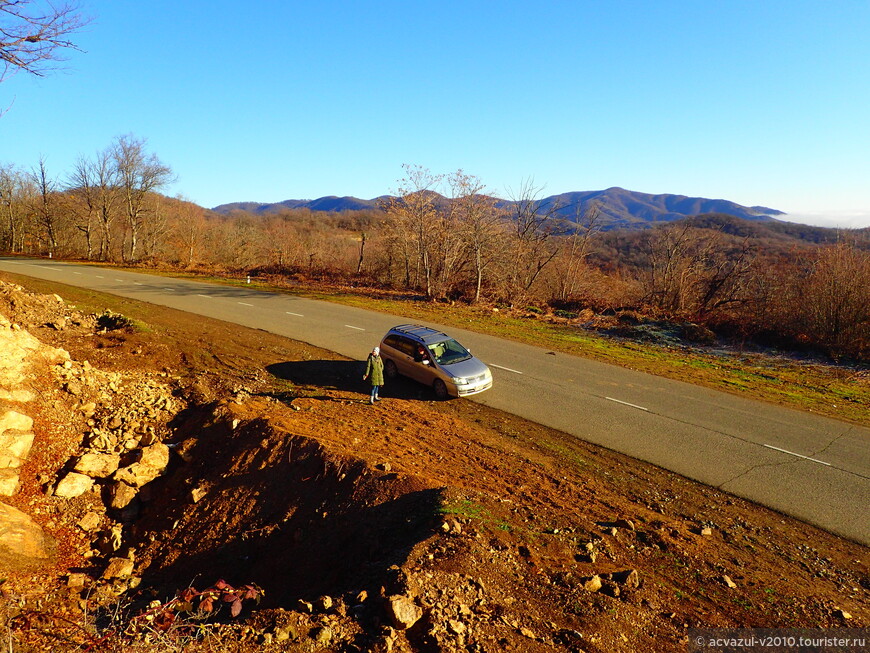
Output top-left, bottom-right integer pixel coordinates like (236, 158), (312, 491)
(211, 187), (784, 230)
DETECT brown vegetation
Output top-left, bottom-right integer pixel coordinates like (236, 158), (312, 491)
(1, 159), (868, 361)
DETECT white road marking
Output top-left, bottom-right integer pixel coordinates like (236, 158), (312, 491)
(344, 324), (365, 331)
(163, 288), (175, 291)
(196, 294), (212, 299)
(95, 275), (104, 279)
(134, 282), (143, 285)
(605, 396), (649, 412)
(490, 364), (523, 375)
(238, 302), (253, 307)
(763, 444), (831, 466)
(115, 279), (124, 282)
(72, 271), (82, 275)
(286, 311), (304, 317)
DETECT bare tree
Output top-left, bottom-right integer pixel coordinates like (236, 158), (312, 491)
(383, 165), (443, 297)
(449, 171), (504, 302)
(552, 202), (602, 303)
(29, 156), (60, 255)
(1, 0), (88, 82)
(502, 179), (564, 304)
(0, 162), (28, 250)
(112, 134), (173, 262)
(169, 197), (208, 268)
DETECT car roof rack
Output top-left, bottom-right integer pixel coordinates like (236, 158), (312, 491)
(391, 324), (449, 344)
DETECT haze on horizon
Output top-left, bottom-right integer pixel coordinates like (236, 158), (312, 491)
(2, 1), (869, 229)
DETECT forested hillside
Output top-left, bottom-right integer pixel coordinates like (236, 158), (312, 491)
(1, 157), (868, 361)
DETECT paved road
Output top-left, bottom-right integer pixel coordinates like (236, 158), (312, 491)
(2, 257), (868, 545)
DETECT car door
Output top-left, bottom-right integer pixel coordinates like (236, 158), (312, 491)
(393, 336), (433, 384)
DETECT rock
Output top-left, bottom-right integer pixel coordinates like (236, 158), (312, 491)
(102, 557), (134, 579)
(0, 502), (55, 570)
(114, 442), (169, 487)
(0, 410), (33, 434)
(700, 527), (713, 536)
(582, 575), (603, 593)
(55, 472), (95, 498)
(387, 595), (423, 630)
(73, 452), (121, 478)
(296, 600), (313, 613)
(77, 512), (102, 531)
(722, 575), (738, 589)
(190, 486), (207, 503)
(448, 620), (466, 635)
(67, 572), (88, 589)
(0, 470), (20, 496)
(110, 482), (138, 510)
(614, 568), (640, 588)
(311, 626), (332, 644)
(614, 519), (635, 531)
(834, 609), (852, 620)
(316, 595), (333, 611)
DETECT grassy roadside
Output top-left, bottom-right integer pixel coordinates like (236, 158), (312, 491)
(4, 261), (868, 427)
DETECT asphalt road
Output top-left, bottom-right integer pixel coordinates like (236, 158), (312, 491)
(2, 257), (868, 546)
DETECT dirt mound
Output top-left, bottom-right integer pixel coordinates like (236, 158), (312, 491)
(0, 273), (867, 652)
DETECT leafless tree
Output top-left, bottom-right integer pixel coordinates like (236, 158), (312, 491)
(502, 178), (564, 304)
(29, 156), (60, 255)
(552, 202), (602, 303)
(0, 162), (28, 251)
(384, 165), (443, 297)
(1, 0), (88, 82)
(449, 170), (504, 302)
(111, 134), (173, 262)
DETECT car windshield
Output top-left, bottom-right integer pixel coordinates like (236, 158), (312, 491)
(427, 338), (472, 365)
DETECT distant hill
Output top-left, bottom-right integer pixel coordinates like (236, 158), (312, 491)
(211, 188), (784, 229)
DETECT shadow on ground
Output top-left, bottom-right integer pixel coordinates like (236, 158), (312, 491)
(266, 360), (439, 402)
(132, 404), (443, 608)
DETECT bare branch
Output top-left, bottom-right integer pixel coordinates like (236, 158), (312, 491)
(1, 0), (88, 82)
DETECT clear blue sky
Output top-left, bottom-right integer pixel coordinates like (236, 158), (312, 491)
(2, 1), (869, 227)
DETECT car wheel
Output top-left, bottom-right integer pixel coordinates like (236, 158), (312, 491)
(433, 379), (448, 400)
(384, 359), (398, 379)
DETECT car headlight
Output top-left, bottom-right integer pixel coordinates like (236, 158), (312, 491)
(452, 377), (470, 385)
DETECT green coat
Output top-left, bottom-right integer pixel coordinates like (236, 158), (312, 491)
(364, 354), (384, 385)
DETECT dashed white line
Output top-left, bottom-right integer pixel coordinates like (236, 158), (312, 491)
(95, 275), (104, 279)
(286, 311), (304, 317)
(115, 279), (124, 282)
(163, 288), (175, 292)
(763, 444), (831, 466)
(238, 302), (253, 307)
(196, 294), (212, 299)
(490, 364), (523, 375)
(134, 282), (143, 285)
(72, 271), (82, 275)
(605, 396), (649, 412)
(344, 324), (365, 331)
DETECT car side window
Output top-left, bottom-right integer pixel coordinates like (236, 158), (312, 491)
(383, 334), (401, 349)
(392, 336), (417, 357)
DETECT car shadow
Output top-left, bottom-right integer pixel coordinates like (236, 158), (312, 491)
(266, 360), (439, 401)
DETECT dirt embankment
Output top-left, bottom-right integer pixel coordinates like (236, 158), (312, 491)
(0, 275), (867, 652)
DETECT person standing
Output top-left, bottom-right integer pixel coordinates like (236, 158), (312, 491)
(363, 346), (384, 404)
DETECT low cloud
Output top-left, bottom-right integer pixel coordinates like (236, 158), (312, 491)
(780, 210), (870, 230)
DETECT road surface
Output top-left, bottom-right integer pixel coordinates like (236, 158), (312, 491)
(1, 257), (868, 545)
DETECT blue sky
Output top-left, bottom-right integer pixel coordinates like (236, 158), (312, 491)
(2, 1), (869, 227)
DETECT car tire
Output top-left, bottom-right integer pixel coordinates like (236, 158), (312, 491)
(384, 359), (398, 380)
(433, 379), (448, 400)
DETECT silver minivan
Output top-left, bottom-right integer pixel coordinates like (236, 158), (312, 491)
(379, 324), (493, 399)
